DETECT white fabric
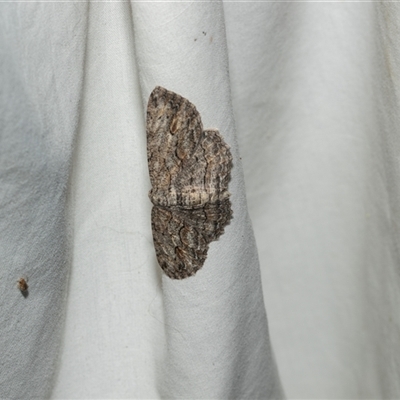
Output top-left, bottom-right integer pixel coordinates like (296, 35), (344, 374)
(225, 3), (400, 398)
(2, 2), (400, 399)
(0, 3), (87, 398)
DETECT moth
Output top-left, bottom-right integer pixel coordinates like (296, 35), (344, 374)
(146, 86), (233, 279)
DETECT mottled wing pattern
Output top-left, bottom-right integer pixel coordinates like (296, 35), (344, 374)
(151, 200), (232, 279)
(173, 129), (233, 206)
(146, 86), (233, 279)
(146, 86), (203, 207)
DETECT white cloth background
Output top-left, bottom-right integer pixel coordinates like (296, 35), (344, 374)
(1, 2), (399, 399)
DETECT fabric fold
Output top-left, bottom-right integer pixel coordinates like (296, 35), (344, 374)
(0, 3), (88, 399)
(131, 2), (284, 398)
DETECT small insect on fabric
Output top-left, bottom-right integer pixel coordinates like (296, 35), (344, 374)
(146, 86), (233, 279)
(17, 278), (29, 293)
